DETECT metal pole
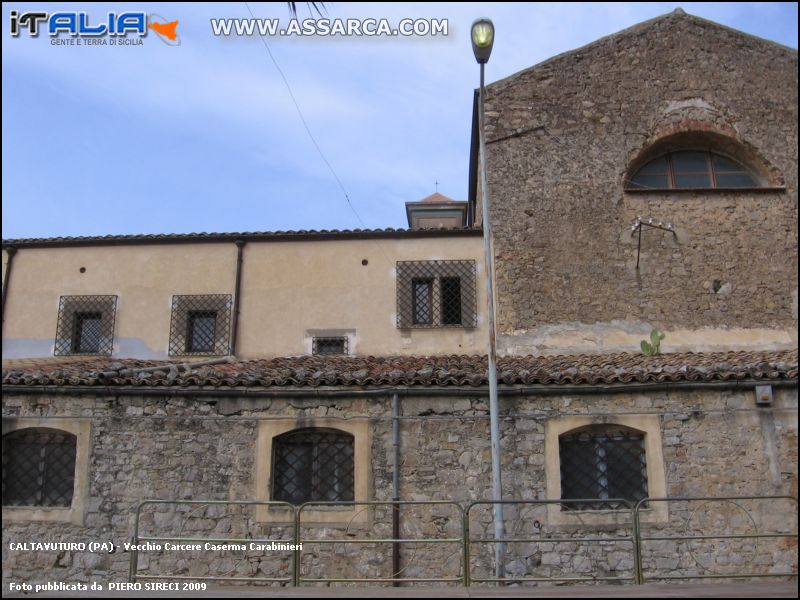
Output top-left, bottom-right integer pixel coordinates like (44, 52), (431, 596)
(392, 393), (401, 586)
(478, 61), (506, 580)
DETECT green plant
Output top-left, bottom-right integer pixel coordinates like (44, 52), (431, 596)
(641, 329), (665, 356)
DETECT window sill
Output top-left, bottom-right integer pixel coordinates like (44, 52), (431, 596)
(3, 505), (82, 525)
(624, 186), (785, 194)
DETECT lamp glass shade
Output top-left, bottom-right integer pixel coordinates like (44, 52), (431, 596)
(472, 21), (494, 47)
(471, 19), (494, 63)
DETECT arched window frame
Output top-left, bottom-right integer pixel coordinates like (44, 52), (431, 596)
(544, 415), (668, 526)
(2, 419), (91, 525)
(255, 418), (370, 526)
(626, 149), (762, 191)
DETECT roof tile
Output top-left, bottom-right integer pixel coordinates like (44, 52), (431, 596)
(2, 350), (796, 389)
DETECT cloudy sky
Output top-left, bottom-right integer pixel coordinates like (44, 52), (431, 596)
(2, 2), (797, 239)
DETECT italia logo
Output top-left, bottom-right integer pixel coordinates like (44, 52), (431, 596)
(9, 11), (180, 45)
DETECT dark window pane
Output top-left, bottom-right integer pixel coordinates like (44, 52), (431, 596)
(313, 337), (348, 355)
(636, 156), (669, 175)
(629, 173), (670, 189)
(72, 312), (102, 353)
(273, 429), (354, 504)
(441, 277), (462, 325)
(413, 279), (433, 325)
(186, 311), (216, 353)
(2, 428), (76, 507)
(672, 151), (710, 172)
(674, 173), (712, 188)
(715, 172), (758, 188)
(712, 154), (747, 173)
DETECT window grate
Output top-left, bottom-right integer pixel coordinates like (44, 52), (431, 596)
(54, 295), (117, 356)
(397, 260), (477, 328)
(272, 428), (354, 505)
(2, 428), (77, 507)
(312, 337), (348, 355)
(168, 295), (232, 356)
(559, 426), (648, 510)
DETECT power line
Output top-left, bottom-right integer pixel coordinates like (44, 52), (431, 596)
(243, 1), (368, 230)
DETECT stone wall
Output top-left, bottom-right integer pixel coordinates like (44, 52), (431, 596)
(483, 11), (798, 353)
(2, 385), (797, 588)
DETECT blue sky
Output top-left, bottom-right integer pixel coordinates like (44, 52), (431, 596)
(2, 2), (797, 239)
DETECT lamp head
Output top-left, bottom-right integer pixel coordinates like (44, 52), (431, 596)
(471, 18), (494, 64)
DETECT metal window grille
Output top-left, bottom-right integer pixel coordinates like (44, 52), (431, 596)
(54, 295), (117, 356)
(312, 337), (348, 355)
(2, 428), (77, 507)
(168, 295), (232, 356)
(397, 260), (477, 328)
(272, 428), (354, 505)
(559, 426), (648, 510)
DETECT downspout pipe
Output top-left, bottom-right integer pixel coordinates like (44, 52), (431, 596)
(392, 393), (401, 586)
(2, 246), (17, 331)
(230, 240), (246, 357)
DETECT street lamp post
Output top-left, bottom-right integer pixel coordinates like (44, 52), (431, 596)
(471, 17), (506, 581)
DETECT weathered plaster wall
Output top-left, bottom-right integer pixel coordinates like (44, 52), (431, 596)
(2, 386), (796, 586)
(483, 12), (798, 355)
(1, 236), (486, 360)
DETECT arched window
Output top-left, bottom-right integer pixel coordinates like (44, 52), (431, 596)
(559, 425), (647, 510)
(2, 428), (77, 507)
(272, 428), (354, 505)
(627, 150), (759, 190)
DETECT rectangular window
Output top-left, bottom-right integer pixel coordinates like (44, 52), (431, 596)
(169, 295), (232, 356)
(440, 277), (462, 325)
(71, 312), (103, 354)
(186, 311), (217, 353)
(312, 336), (348, 355)
(54, 295), (117, 356)
(412, 278), (433, 325)
(396, 260), (477, 328)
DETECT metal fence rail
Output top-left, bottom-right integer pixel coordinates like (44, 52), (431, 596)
(296, 500), (464, 585)
(130, 499), (297, 584)
(128, 495), (798, 586)
(465, 499), (638, 586)
(633, 495), (799, 584)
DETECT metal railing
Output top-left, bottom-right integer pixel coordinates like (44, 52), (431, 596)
(295, 500), (464, 585)
(128, 495), (798, 586)
(465, 499), (638, 585)
(633, 495), (799, 584)
(129, 500), (297, 585)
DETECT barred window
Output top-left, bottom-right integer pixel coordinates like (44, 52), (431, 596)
(2, 428), (77, 507)
(272, 428), (354, 505)
(168, 295), (232, 356)
(397, 260), (477, 328)
(559, 425), (648, 510)
(54, 295), (117, 356)
(312, 336), (348, 355)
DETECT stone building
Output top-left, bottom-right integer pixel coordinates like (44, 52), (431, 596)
(2, 10), (797, 589)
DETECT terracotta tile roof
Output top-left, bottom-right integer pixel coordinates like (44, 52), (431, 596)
(415, 193), (461, 204)
(2, 350), (796, 389)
